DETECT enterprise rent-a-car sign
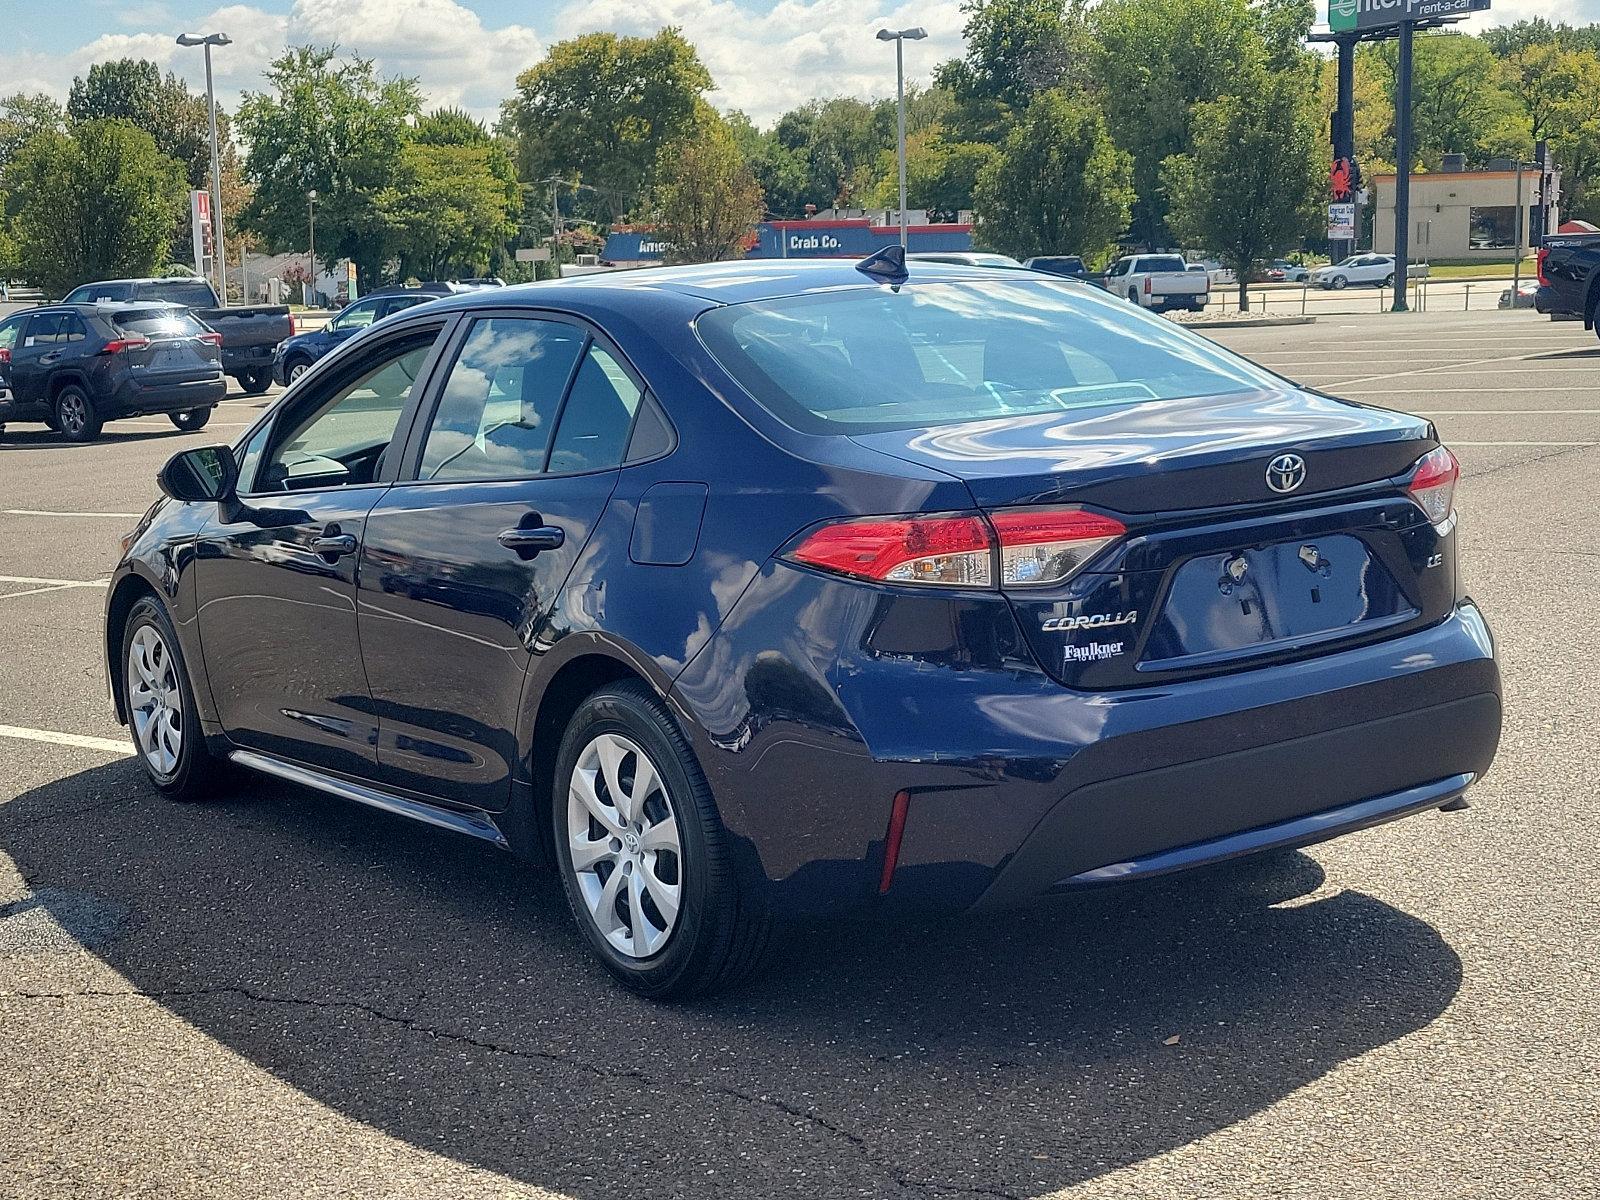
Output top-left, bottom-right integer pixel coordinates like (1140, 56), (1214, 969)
(1328, 0), (1488, 32)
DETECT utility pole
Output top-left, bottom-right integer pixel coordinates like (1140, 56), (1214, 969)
(549, 178), (563, 280)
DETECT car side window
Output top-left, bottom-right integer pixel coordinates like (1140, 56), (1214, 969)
(62, 315), (88, 343)
(0, 316), (23, 352)
(546, 346), (643, 475)
(417, 317), (587, 482)
(329, 299), (381, 332)
(24, 314), (66, 345)
(255, 332), (438, 494)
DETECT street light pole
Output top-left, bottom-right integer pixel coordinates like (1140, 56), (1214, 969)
(177, 32), (232, 306)
(307, 189), (318, 307)
(876, 27), (927, 249)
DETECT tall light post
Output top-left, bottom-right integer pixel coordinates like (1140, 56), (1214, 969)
(177, 31), (232, 306)
(876, 26), (927, 248)
(307, 189), (318, 306)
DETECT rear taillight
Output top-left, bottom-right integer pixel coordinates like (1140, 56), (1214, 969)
(1537, 247), (1550, 287)
(1406, 446), (1459, 525)
(197, 332), (223, 346)
(0, 348), (9, 365)
(100, 337), (150, 355)
(289, 315), (299, 336)
(786, 508), (1126, 591)
(990, 508), (1127, 587)
(1143, 277), (1152, 294)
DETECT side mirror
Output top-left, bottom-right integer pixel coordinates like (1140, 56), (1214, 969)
(158, 444), (239, 503)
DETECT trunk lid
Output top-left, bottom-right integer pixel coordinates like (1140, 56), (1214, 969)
(852, 387), (1451, 688)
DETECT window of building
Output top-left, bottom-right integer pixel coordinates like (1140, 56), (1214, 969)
(1469, 206), (1537, 250)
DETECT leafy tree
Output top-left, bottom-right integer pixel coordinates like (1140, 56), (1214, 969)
(1481, 19), (1600, 60)
(414, 106), (490, 146)
(1090, 0), (1262, 246)
(973, 89), (1133, 261)
(1365, 32), (1528, 168)
(68, 59), (224, 190)
(1163, 61), (1323, 309)
(948, 0), (1094, 108)
(773, 97), (897, 209)
(726, 111), (807, 218)
(502, 29), (710, 221)
(1, 120), (186, 294)
(870, 129), (997, 222)
(1499, 45), (1600, 222)
(236, 46), (421, 285)
(378, 141), (521, 279)
(650, 116), (764, 264)
(0, 93), (67, 175)
(1320, 52), (1393, 174)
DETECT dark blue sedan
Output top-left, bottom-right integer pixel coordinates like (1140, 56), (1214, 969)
(105, 257), (1501, 997)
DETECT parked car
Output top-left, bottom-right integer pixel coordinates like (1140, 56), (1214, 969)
(1533, 234), (1600, 331)
(61, 277), (293, 395)
(1309, 255), (1427, 290)
(1190, 258), (1236, 286)
(1266, 260), (1311, 283)
(1023, 255), (1091, 279)
(107, 257), (1500, 998)
(1499, 282), (1538, 309)
(272, 288), (441, 385)
(0, 303), (225, 441)
(1102, 254), (1209, 311)
(906, 252), (1025, 269)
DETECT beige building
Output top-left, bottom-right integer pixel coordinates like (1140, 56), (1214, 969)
(1373, 163), (1560, 262)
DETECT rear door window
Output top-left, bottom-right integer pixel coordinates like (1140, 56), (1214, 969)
(114, 309), (209, 339)
(136, 279), (217, 307)
(546, 346), (643, 475)
(24, 313), (68, 345)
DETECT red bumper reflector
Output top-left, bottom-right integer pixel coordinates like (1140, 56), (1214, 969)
(879, 790), (911, 895)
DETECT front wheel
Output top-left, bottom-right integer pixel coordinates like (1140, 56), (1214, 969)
(170, 407), (213, 432)
(1330, 275), (1348, 291)
(286, 357), (313, 384)
(121, 596), (228, 800)
(54, 384), (102, 442)
(553, 682), (771, 999)
(237, 368), (272, 395)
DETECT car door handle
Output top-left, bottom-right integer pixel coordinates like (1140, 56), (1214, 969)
(497, 524), (564, 556)
(310, 532), (358, 558)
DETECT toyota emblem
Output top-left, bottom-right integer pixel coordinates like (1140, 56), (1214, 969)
(1266, 453), (1307, 494)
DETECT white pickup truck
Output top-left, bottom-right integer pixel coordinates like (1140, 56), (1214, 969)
(1101, 254), (1209, 312)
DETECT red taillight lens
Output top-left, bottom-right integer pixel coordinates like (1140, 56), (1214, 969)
(1406, 446), (1459, 525)
(197, 331), (223, 347)
(1537, 246), (1549, 287)
(787, 507), (1125, 590)
(1143, 277), (1152, 294)
(990, 508), (1127, 587)
(100, 337), (150, 355)
(789, 513), (993, 587)
(289, 315), (299, 336)
(0, 347), (10, 365)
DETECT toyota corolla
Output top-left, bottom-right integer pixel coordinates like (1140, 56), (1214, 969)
(104, 254), (1501, 997)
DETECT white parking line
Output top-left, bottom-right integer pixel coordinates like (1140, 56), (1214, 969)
(1410, 409), (1600, 415)
(1, 509), (142, 518)
(0, 575), (109, 602)
(1451, 440), (1600, 446)
(0, 724), (131, 755)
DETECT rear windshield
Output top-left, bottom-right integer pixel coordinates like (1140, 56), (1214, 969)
(1140, 256), (1189, 273)
(695, 279), (1283, 434)
(137, 280), (216, 307)
(114, 308), (208, 338)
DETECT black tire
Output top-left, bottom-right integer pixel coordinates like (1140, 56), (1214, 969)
(1127, 287), (1140, 304)
(237, 368), (272, 395)
(54, 384), (102, 442)
(1330, 275), (1348, 291)
(552, 681), (772, 999)
(120, 596), (229, 801)
(286, 356), (314, 384)
(170, 407), (213, 432)
(44, 412), (60, 431)
(1381, 273), (1395, 288)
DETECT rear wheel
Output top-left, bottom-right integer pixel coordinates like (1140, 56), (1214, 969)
(1127, 287), (1140, 304)
(552, 682), (771, 998)
(170, 407), (213, 432)
(1382, 273), (1395, 288)
(54, 384), (102, 442)
(237, 368), (272, 395)
(121, 596), (228, 800)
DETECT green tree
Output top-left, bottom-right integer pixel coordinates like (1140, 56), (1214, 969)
(502, 29), (710, 221)
(236, 46), (421, 285)
(1, 120), (186, 294)
(1163, 61), (1322, 310)
(870, 129), (997, 222)
(726, 111), (807, 217)
(67, 59), (223, 189)
(650, 116), (764, 264)
(1091, 0), (1262, 246)
(973, 89), (1133, 261)
(0, 93), (67, 175)
(414, 106), (490, 146)
(378, 141), (521, 279)
(948, 0), (1094, 109)
(1365, 32), (1528, 168)
(772, 97), (897, 209)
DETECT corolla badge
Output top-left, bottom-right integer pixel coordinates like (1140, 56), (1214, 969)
(1042, 611), (1138, 633)
(1266, 453), (1307, 494)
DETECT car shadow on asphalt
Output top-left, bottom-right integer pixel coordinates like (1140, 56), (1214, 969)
(2, 758), (1463, 1200)
(0, 427), (191, 450)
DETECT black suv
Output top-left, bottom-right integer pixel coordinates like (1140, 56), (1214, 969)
(0, 303), (226, 442)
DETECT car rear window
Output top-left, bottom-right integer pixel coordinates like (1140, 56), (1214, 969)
(138, 280), (217, 307)
(114, 308), (208, 338)
(695, 279), (1284, 434)
(1141, 256), (1189, 273)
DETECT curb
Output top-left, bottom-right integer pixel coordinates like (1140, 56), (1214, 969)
(1169, 315), (1318, 330)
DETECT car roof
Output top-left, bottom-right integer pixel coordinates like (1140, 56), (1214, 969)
(414, 258), (1052, 314)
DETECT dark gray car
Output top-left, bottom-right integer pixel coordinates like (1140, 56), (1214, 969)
(0, 303), (226, 442)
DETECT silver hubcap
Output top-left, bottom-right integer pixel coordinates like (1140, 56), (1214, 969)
(289, 363), (308, 381)
(567, 732), (682, 959)
(60, 395), (86, 433)
(127, 624), (183, 775)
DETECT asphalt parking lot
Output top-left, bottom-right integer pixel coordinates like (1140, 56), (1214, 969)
(2, 308), (1596, 1199)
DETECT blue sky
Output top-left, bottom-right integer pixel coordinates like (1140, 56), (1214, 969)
(8, 0), (1597, 126)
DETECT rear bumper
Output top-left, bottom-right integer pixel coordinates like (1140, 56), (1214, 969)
(106, 376), (227, 416)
